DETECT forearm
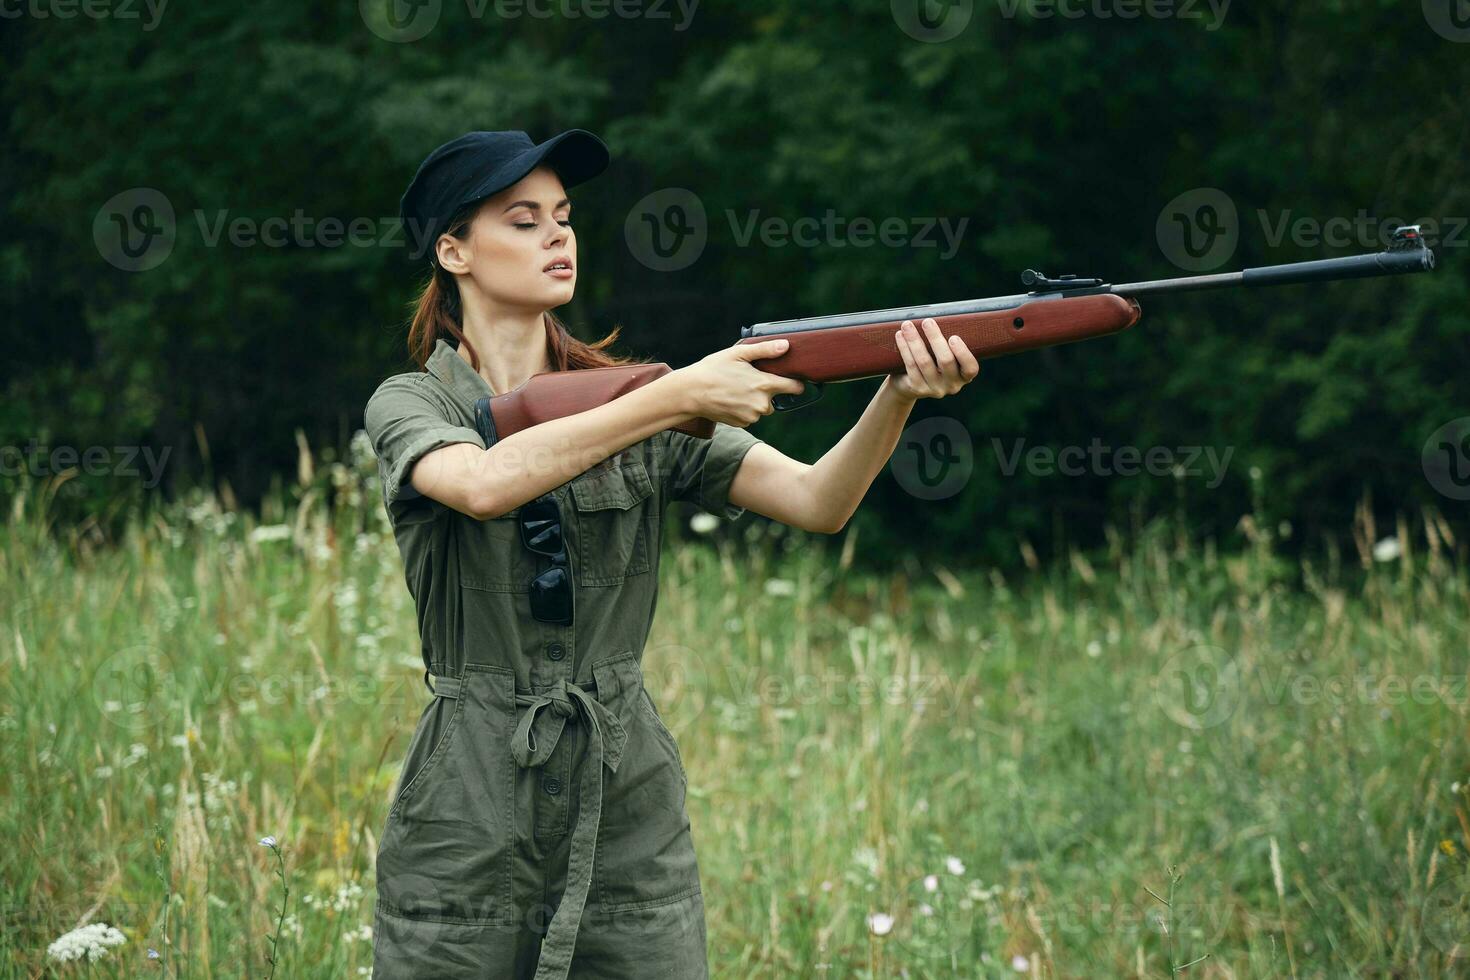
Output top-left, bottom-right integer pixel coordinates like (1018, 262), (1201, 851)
(799, 375), (917, 531)
(474, 372), (695, 516)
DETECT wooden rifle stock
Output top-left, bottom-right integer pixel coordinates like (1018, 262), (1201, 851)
(486, 361), (716, 440)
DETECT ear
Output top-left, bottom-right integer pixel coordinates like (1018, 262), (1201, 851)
(435, 232), (472, 275)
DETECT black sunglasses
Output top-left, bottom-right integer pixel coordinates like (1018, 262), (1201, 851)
(475, 397), (573, 626)
(520, 495), (574, 626)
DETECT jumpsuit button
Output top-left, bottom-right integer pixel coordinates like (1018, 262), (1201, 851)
(543, 774), (562, 795)
(546, 641), (565, 661)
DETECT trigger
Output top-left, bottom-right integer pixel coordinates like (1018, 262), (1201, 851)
(773, 381), (824, 411)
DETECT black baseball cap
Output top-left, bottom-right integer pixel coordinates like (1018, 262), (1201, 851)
(399, 128), (610, 262)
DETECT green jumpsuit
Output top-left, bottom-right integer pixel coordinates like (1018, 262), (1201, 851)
(362, 338), (763, 979)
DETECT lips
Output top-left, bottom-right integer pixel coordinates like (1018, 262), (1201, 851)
(543, 256), (574, 277)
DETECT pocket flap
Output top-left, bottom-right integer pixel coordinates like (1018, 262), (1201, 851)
(569, 454), (653, 511)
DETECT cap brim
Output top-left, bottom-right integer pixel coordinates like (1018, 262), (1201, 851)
(461, 129), (609, 208)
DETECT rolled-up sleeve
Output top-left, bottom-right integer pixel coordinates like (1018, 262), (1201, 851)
(363, 374), (484, 506)
(660, 421), (764, 521)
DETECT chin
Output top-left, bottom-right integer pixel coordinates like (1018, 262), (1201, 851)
(542, 281), (577, 306)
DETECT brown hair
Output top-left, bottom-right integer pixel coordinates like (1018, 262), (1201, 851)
(405, 200), (645, 375)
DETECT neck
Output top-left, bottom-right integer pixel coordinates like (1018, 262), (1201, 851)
(456, 298), (552, 396)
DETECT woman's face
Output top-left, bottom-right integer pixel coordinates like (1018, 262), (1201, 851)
(439, 164), (577, 313)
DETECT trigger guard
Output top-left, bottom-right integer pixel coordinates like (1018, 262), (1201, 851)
(772, 381), (823, 412)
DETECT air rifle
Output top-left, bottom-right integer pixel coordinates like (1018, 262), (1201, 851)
(477, 225), (1435, 441)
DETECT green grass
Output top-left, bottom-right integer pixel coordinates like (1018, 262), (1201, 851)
(2, 443), (1467, 978)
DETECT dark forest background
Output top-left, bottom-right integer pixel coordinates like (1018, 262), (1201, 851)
(2, 0), (1466, 566)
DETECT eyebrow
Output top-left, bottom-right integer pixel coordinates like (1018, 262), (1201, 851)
(502, 198), (571, 213)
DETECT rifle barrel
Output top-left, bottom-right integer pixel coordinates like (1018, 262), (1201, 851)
(1113, 242), (1434, 297)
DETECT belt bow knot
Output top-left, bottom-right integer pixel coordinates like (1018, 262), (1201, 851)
(510, 678), (627, 772)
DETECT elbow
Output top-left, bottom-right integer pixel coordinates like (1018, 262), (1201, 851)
(815, 510), (851, 535)
(468, 485), (509, 522)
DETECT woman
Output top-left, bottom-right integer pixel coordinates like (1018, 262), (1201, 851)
(363, 128), (979, 979)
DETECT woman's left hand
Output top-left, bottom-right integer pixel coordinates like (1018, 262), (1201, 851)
(887, 317), (982, 401)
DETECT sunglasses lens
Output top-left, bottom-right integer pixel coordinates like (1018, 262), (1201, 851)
(521, 499), (564, 557)
(530, 566), (573, 624)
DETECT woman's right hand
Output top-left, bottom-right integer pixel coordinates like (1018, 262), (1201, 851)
(672, 340), (810, 427)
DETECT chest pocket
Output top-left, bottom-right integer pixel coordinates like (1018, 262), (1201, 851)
(458, 507), (532, 593)
(568, 451), (654, 587)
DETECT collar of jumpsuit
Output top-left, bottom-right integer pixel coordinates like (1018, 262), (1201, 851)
(424, 336), (630, 980)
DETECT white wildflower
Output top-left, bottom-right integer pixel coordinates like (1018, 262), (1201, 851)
(250, 524), (292, 543)
(46, 922), (126, 962)
(867, 911), (894, 936)
(1012, 953), (1030, 971)
(763, 578), (796, 597)
(923, 874), (939, 893)
(1372, 537), (1401, 562)
(945, 855), (965, 876)
(350, 429), (376, 468)
(689, 512), (719, 535)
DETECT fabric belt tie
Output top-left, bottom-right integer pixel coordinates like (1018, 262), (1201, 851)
(510, 678), (628, 980)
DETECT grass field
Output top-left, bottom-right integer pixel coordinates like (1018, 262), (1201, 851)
(3, 441), (1467, 978)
